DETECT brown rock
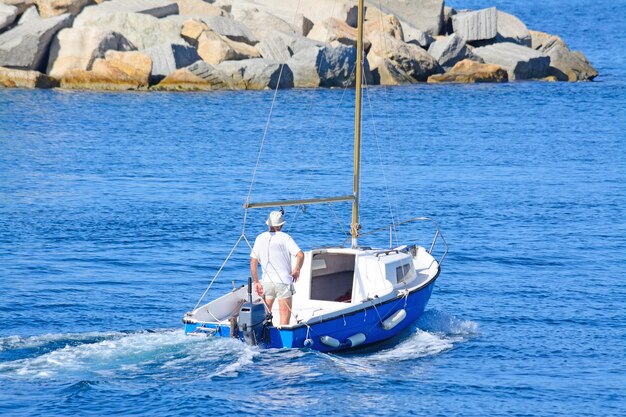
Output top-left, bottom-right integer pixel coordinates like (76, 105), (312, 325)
(0, 66), (58, 88)
(35, 0), (94, 17)
(364, 13), (403, 40)
(61, 50), (151, 90)
(307, 18), (371, 50)
(152, 64), (227, 91)
(197, 29), (259, 65)
(368, 52), (413, 85)
(180, 18), (208, 46)
(427, 59), (508, 83)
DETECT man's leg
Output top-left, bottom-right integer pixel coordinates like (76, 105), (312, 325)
(278, 297), (292, 326)
(264, 297), (275, 314)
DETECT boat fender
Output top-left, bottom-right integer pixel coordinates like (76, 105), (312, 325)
(382, 309), (407, 330)
(345, 333), (366, 347)
(319, 335), (341, 348)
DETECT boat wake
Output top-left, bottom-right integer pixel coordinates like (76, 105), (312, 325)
(0, 329), (257, 380)
(0, 311), (475, 381)
(320, 310), (478, 374)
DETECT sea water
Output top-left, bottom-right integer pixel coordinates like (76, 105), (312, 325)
(1, 0), (625, 415)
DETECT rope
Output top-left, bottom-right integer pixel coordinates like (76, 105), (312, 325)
(193, 234), (245, 310)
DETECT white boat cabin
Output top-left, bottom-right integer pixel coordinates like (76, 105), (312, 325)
(188, 245), (438, 329)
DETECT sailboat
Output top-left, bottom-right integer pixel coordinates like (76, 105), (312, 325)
(182, 0), (448, 352)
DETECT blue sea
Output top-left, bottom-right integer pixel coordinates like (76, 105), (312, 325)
(1, 0), (625, 416)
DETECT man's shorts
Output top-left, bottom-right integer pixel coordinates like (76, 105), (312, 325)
(262, 282), (295, 299)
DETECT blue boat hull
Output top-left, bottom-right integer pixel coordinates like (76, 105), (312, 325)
(184, 277), (437, 352)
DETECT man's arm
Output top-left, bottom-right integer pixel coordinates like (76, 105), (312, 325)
(291, 251), (304, 281)
(250, 257), (263, 295)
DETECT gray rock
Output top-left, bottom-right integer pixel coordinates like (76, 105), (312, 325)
(216, 58), (293, 89)
(495, 10), (531, 47)
(367, 0), (444, 35)
(530, 30), (597, 81)
(473, 42), (550, 80)
(199, 15), (257, 45)
(452, 7), (497, 43)
(75, 0), (179, 24)
(0, 1), (35, 16)
(47, 26), (134, 78)
(256, 30), (322, 62)
(143, 42), (201, 78)
(442, 6), (456, 35)
(401, 21), (434, 49)
(244, 0), (358, 27)
(186, 60), (228, 86)
(369, 30), (441, 81)
(0, 8), (73, 70)
(17, 4), (38, 24)
(75, 12), (185, 50)
(231, 6), (309, 39)
(427, 33), (478, 70)
(0, 3), (18, 31)
(288, 44), (371, 88)
(256, 34), (292, 63)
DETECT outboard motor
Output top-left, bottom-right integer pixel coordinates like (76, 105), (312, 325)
(238, 277), (269, 346)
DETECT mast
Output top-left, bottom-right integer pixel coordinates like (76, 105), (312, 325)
(351, 0), (364, 249)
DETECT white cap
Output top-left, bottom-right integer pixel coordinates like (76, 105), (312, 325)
(266, 211), (286, 227)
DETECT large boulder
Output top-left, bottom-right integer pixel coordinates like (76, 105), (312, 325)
(47, 26), (134, 78)
(427, 33), (479, 70)
(495, 11), (531, 46)
(197, 29), (259, 65)
(255, 30), (322, 62)
(74, 0), (179, 24)
(143, 42), (200, 78)
(0, 7), (73, 70)
(1, 0), (35, 15)
(400, 21), (434, 49)
(368, 53), (414, 85)
(530, 30), (598, 81)
(176, 0), (223, 16)
(199, 15), (257, 45)
(216, 58), (293, 89)
(74, 12), (185, 50)
(369, 30), (441, 81)
(363, 13), (403, 40)
(452, 7), (497, 43)
(152, 64), (227, 91)
(472, 42), (550, 80)
(367, 0), (444, 35)
(231, 6), (310, 39)
(287, 44), (371, 88)
(0, 3), (18, 31)
(61, 50), (152, 90)
(0, 66), (58, 87)
(307, 17), (361, 48)
(427, 59), (508, 83)
(246, 0), (358, 27)
(35, 0), (93, 18)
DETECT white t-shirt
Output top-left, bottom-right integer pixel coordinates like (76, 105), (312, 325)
(250, 231), (301, 285)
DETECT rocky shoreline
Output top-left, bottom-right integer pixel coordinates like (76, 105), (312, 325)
(0, 0), (598, 91)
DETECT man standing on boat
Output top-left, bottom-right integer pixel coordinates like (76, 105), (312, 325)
(250, 211), (304, 326)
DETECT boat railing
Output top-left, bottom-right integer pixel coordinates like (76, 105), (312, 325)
(343, 217), (449, 265)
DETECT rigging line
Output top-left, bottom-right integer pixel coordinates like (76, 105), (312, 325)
(287, 0), (354, 233)
(362, 64), (398, 246)
(193, 234), (245, 310)
(244, 0), (305, 231)
(374, 0), (403, 244)
(327, 202), (350, 238)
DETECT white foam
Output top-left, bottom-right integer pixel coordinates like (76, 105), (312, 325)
(0, 329), (254, 380)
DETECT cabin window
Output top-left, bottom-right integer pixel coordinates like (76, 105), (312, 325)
(396, 263), (412, 284)
(310, 253), (355, 303)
